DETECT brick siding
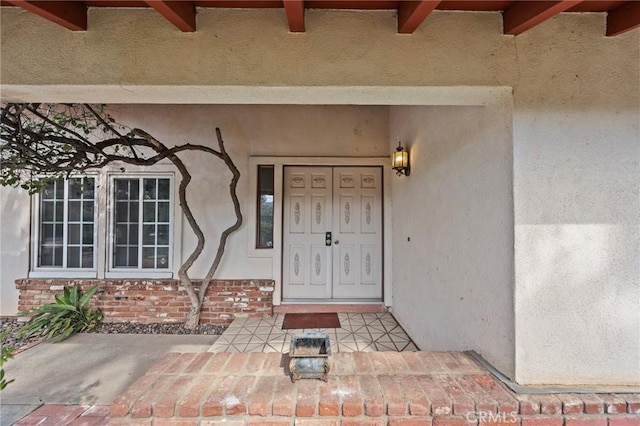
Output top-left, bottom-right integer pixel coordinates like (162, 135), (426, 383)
(15, 279), (275, 325)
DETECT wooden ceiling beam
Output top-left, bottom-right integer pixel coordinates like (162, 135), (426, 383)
(503, 1), (583, 35)
(6, 0), (87, 31)
(144, 1), (196, 32)
(398, 1), (441, 33)
(606, 1), (640, 36)
(283, 0), (305, 32)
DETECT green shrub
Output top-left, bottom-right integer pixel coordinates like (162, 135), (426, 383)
(0, 328), (14, 390)
(18, 285), (103, 342)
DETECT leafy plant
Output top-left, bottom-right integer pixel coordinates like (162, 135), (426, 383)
(18, 285), (103, 342)
(0, 328), (14, 390)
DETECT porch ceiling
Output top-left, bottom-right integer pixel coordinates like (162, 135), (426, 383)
(1, 1), (638, 37)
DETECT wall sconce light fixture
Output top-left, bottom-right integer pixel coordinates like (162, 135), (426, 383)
(392, 141), (410, 176)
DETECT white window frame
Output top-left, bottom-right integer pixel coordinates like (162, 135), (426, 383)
(29, 175), (99, 279)
(105, 173), (175, 279)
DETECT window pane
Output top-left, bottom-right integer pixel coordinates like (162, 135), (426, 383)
(42, 224), (54, 243)
(84, 178), (95, 199)
(143, 179), (156, 200)
(42, 182), (56, 199)
(68, 247), (80, 268)
(55, 201), (64, 221)
(55, 180), (64, 198)
(129, 202), (139, 221)
(129, 180), (139, 199)
(42, 202), (54, 222)
(69, 179), (83, 199)
(40, 246), (54, 266)
(83, 202), (94, 221)
(115, 202), (128, 222)
(142, 247), (155, 268)
(143, 202), (155, 222)
(157, 202), (170, 222)
(54, 247), (63, 266)
(115, 224), (128, 244)
(68, 224), (80, 245)
(115, 180), (128, 200)
(157, 179), (170, 200)
(68, 201), (81, 221)
(156, 247), (169, 269)
(54, 224), (63, 244)
(82, 224), (93, 244)
(157, 225), (169, 245)
(128, 224), (138, 244)
(143, 225), (155, 245)
(82, 247), (93, 268)
(256, 165), (274, 249)
(128, 247), (138, 267)
(114, 247), (128, 267)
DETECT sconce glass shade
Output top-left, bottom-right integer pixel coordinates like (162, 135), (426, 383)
(392, 142), (410, 176)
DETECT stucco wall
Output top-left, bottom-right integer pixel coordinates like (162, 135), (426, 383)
(1, 8), (639, 385)
(511, 28), (640, 386)
(0, 187), (31, 315)
(389, 102), (515, 378)
(0, 104), (389, 315)
(108, 104), (390, 280)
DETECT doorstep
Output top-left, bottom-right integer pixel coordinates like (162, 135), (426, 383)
(274, 303), (387, 314)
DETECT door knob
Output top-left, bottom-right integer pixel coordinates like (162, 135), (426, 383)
(334, 240), (339, 245)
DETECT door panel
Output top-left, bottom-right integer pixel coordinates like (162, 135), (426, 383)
(283, 167), (332, 299)
(282, 166), (382, 300)
(332, 167), (382, 299)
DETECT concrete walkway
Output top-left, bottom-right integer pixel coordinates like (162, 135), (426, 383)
(1, 333), (218, 425)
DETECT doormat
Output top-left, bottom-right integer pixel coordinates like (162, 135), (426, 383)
(282, 313), (341, 330)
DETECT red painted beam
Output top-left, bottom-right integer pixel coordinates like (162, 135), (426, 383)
(144, 1), (196, 32)
(398, 1), (441, 33)
(503, 1), (583, 35)
(606, 1), (640, 36)
(6, 0), (87, 31)
(283, 0), (305, 32)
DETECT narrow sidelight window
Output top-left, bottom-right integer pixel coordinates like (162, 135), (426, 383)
(256, 165), (274, 248)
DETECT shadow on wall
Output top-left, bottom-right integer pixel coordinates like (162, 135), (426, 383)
(516, 222), (640, 385)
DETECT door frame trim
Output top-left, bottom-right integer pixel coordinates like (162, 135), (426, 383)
(248, 156), (393, 308)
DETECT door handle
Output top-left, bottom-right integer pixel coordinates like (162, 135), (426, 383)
(334, 240), (339, 245)
(325, 232), (332, 246)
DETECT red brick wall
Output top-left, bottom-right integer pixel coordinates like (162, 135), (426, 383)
(15, 279), (275, 325)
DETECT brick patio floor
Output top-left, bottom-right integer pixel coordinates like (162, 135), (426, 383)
(89, 351), (638, 425)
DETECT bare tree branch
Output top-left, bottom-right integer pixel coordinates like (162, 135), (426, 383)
(1, 103), (243, 329)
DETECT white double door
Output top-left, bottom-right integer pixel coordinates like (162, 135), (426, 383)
(283, 166), (383, 300)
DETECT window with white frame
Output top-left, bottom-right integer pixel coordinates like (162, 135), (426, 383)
(111, 176), (172, 271)
(35, 177), (96, 271)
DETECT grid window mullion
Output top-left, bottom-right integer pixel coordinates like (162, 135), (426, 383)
(38, 177), (95, 270)
(112, 176), (170, 271)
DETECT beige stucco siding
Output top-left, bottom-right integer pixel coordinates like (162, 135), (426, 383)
(1, 8), (638, 386)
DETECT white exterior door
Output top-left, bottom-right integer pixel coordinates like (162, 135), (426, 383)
(283, 166), (383, 300)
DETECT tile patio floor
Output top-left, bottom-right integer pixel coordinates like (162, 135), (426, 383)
(208, 313), (419, 353)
